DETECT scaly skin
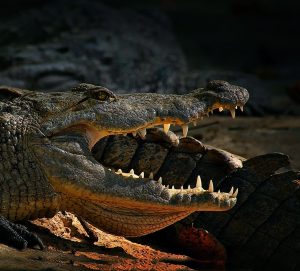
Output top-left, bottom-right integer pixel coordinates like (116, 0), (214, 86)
(95, 130), (300, 270)
(0, 80), (248, 239)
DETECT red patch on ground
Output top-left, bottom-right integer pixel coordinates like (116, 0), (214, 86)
(176, 225), (226, 269)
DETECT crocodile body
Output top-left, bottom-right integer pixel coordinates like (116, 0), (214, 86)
(95, 132), (300, 270)
(0, 81), (248, 243)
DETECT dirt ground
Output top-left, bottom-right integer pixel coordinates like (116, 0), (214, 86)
(0, 116), (299, 271)
(0, 212), (213, 271)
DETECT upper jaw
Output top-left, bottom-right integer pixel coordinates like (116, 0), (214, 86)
(83, 81), (249, 147)
(41, 80), (248, 149)
(84, 90), (248, 149)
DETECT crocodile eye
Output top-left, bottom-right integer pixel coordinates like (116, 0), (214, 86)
(97, 90), (113, 101)
(72, 83), (117, 102)
(87, 87), (117, 102)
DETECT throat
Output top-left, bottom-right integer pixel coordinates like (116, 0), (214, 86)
(85, 127), (109, 149)
(62, 195), (192, 237)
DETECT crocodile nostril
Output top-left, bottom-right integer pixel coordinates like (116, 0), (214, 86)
(206, 80), (230, 92)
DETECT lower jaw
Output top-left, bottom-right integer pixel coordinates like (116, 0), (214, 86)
(61, 195), (193, 237)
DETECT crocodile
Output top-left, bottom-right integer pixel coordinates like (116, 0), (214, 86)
(0, 80), (248, 250)
(95, 131), (300, 270)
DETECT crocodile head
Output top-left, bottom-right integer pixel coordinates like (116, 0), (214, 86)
(28, 80), (248, 237)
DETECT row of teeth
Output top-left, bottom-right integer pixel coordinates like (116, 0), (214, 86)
(124, 105), (243, 138)
(108, 168), (238, 198)
(213, 105), (243, 118)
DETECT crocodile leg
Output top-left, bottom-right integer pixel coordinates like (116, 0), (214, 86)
(0, 216), (44, 250)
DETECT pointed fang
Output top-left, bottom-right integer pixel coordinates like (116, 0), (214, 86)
(233, 188), (239, 197)
(129, 169), (134, 175)
(139, 129), (147, 138)
(149, 172), (154, 179)
(219, 107), (223, 112)
(158, 177), (163, 184)
(229, 187), (234, 195)
(163, 124), (171, 134)
(240, 106), (244, 112)
(230, 109), (236, 119)
(117, 169), (122, 174)
(182, 124), (188, 138)
(196, 175), (202, 189)
(208, 180), (214, 192)
(139, 172), (144, 178)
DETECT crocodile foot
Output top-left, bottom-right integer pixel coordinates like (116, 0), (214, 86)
(0, 216), (44, 250)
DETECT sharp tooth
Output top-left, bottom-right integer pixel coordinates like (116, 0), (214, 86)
(158, 177), (163, 184)
(181, 185), (183, 191)
(208, 180), (214, 192)
(217, 190), (220, 194)
(182, 124), (188, 138)
(229, 187), (234, 195)
(196, 175), (202, 189)
(240, 106), (244, 112)
(149, 172), (154, 179)
(139, 129), (147, 138)
(117, 169), (122, 174)
(219, 107), (223, 112)
(230, 109), (236, 119)
(139, 172), (144, 178)
(235, 106), (238, 109)
(172, 185), (175, 190)
(132, 131), (137, 137)
(129, 169), (134, 175)
(233, 188), (239, 197)
(163, 124), (171, 133)
(188, 185), (191, 189)
(108, 168), (111, 171)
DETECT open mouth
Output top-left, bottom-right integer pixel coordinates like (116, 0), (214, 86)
(36, 80), (248, 236)
(89, 103), (243, 206)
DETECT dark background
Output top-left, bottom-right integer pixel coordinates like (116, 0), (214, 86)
(109, 0), (300, 73)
